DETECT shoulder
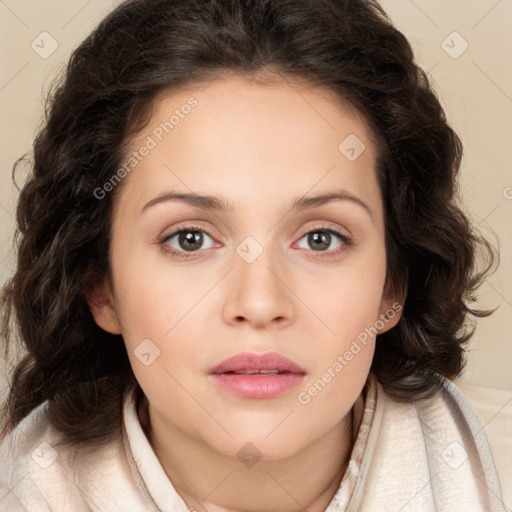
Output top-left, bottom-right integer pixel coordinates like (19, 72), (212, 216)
(415, 377), (508, 510)
(0, 400), (62, 478)
(358, 374), (506, 511)
(376, 374), (500, 465)
(0, 400), (67, 510)
(374, 373), (497, 438)
(0, 395), (138, 511)
(452, 378), (512, 511)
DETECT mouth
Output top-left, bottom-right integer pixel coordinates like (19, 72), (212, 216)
(222, 369), (291, 375)
(210, 351), (307, 374)
(209, 351), (306, 399)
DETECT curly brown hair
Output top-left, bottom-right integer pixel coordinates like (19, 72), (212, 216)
(0, 0), (497, 446)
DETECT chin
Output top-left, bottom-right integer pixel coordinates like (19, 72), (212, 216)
(204, 427), (309, 463)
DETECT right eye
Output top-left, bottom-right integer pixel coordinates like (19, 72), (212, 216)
(159, 225), (218, 259)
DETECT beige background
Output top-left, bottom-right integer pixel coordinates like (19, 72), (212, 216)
(0, 1), (511, 395)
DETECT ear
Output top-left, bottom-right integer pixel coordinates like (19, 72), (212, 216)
(376, 276), (407, 335)
(84, 276), (122, 335)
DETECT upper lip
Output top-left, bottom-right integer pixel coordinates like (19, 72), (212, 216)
(210, 351), (306, 374)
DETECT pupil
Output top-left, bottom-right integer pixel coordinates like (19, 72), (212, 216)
(180, 231), (203, 251)
(309, 232), (329, 251)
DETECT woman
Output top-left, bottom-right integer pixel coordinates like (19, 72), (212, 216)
(0, 0), (504, 510)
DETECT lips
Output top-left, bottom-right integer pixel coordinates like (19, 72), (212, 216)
(209, 351), (306, 375)
(209, 352), (306, 399)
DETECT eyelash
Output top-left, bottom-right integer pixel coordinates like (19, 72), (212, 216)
(158, 223), (352, 260)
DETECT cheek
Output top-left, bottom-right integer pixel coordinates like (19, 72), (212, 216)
(110, 247), (212, 385)
(297, 251), (385, 398)
(305, 281), (380, 381)
(296, 276), (381, 422)
(304, 253), (386, 343)
(111, 246), (196, 337)
(113, 268), (200, 405)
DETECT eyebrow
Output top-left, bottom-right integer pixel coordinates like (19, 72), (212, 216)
(140, 189), (373, 221)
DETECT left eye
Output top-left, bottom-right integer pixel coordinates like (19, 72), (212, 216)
(161, 229), (216, 253)
(295, 228), (348, 252)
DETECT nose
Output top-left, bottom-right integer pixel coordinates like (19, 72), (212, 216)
(221, 247), (295, 330)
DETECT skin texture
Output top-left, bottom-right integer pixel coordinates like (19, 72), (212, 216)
(87, 72), (403, 512)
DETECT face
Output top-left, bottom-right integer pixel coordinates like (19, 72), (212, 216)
(88, 72), (402, 460)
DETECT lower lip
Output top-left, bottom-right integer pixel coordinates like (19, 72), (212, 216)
(209, 372), (306, 399)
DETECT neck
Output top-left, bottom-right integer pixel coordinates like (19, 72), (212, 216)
(138, 396), (360, 512)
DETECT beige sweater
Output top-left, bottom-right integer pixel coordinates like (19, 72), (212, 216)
(0, 375), (506, 511)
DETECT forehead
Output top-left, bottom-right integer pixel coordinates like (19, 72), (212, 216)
(117, 73), (383, 223)
(143, 72), (377, 152)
